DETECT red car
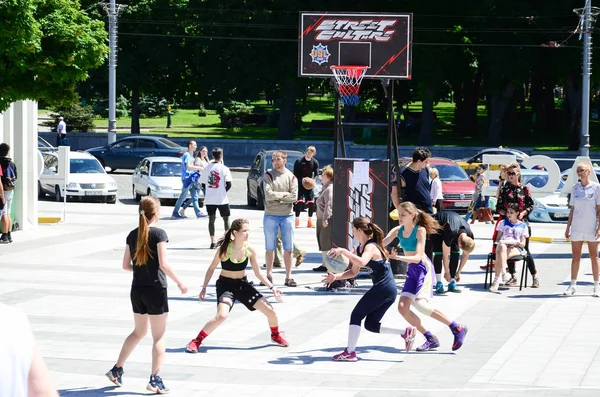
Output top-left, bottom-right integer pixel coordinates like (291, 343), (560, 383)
(399, 157), (475, 212)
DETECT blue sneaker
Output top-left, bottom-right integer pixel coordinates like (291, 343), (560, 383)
(451, 324), (468, 351)
(171, 212), (185, 219)
(416, 335), (440, 351)
(105, 365), (123, 387)
(434, 281), (446, 294)
(448, 280), (462, 293)
(196, 213), (208, 218)
(147, 374), (170, 394)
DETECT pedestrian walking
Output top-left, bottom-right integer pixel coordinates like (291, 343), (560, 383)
(0, 143), (17, 244)
(172, 141), (206, 219)
(106, 197), (188, 394)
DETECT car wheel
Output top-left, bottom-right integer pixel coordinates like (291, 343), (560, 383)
(38, 182), (45, 199)
(247, 182), (257, 207)
(55, 185), (62, 202)
(107, 196), (117, 204)
(133, 185), (141, 201)
(257, 188), (264, 210)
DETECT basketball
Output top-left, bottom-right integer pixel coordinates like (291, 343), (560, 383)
(324, 250), (350, 273)
(302, 177), (316, 190)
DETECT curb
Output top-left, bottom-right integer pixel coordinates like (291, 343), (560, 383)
(38, 217), (61, 224)
(530, 236), (569, 243)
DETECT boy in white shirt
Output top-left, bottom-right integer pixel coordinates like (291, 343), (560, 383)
(199, 148), (233, 248)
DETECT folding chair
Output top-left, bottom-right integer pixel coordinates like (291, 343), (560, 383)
(484, 250), (529, 291)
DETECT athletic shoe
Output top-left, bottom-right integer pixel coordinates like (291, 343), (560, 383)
(402, 326), (417, 352)
(209, 242), (216, 249)
(295, 218), (300, 228)
(178, 208), (187, 218)
(332, 348), (358, 362)
(531, 278), (540, 288)
(307, 218), (314, 228)
(593, 286), (599, 297)
(185, 338), (202, 353)
(196, 213), (208, 218)
(434, 281), (445, 294)
(451, 325), (468, 351)
(147, 375), (170, 394)
(489, 283), (500, 293)
(271, 332), (289, 347)
(105, 365), (123, 387)
(171, 213), (185, 219)
(313, 265), (327, 272)
(447, 280), (462, 293)
(505, 276), (518, 287)
(416, 336), (440, 352)
(0, 234), (9, 244)
(7, 232), (12, 243)
(563, 285), (577, 296)
(295, 251), (306, 267)
(501, 272), (510, 285)
(480, 263), (494, 270)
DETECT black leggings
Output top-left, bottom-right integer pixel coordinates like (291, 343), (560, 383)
(430, 233), (460, 278)
(349, 280), (397, 333)
(209, 215), (230, 237)
(294, 187), (315, 217)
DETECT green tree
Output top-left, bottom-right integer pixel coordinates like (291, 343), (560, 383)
(0, 0), (108, 111)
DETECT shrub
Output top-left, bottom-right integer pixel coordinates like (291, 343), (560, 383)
(138, 97), (176, 118)
(92, 95), (130, 118)
(198, 104), (208, 117)
(44, 104), (96, 132)
(218, 101), (254, 127)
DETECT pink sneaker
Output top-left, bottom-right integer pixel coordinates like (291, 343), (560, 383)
(402, 326), (417, 352)
(332, 348), (357, 362)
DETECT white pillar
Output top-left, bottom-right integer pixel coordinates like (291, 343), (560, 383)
(2, 100), (38, 231)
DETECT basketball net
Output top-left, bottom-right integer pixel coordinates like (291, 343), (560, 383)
(331, 66), (368, 106)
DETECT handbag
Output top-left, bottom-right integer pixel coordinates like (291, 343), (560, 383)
(476, 207), (494, 222)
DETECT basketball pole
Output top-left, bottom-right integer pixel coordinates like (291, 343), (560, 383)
(333, 87), (340, 158)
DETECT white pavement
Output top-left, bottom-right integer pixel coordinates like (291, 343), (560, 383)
(1, 200), (600, 397)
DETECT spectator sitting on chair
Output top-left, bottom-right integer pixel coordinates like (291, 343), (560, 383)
(489, 203), (529, 292)
(431, 210), (476, 294)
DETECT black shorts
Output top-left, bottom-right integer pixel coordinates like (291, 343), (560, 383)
(206, 204), (231, 217)
(216, 276), (263, 311)
(130, 286), (169, 315)
(297, 188), (315, 203)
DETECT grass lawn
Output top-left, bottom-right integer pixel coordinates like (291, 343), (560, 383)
(40, 98), (600, 150)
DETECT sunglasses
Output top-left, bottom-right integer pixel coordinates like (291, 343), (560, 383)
(507, 171), (518, 176)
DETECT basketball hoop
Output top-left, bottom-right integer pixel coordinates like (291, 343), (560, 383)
(331, 66), (368, 106)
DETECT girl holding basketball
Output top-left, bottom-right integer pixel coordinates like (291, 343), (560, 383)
(185, 219), (288, 353)
(383, 202), (468, 352)
(323, 217), (417, 362)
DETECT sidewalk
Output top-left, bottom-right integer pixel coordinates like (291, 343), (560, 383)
(1, 201), (599, 397)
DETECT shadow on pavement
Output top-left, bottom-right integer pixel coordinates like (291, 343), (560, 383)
(166, 343), (273, 354)
(59, 386), (147, 396)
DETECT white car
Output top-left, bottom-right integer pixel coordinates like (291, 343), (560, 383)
(38, 151), (118, 203)
(132, 157), (205, 205)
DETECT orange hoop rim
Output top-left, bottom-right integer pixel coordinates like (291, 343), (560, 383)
(330, 65), (369, 71)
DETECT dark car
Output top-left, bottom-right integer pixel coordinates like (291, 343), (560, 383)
(86, 136), (185, 171)
(247, 150), (305, 210)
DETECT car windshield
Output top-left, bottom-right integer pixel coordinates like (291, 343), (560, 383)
(436, 164), (470, 181)
(70, 159), (104, 174)
(265, 154), (303, 172)
(151, 162), (180, 176)
(158, 138), (181, 148)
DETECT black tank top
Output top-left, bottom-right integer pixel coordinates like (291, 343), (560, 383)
(220, 243), (249, 271)
(356, 240), (393, 285)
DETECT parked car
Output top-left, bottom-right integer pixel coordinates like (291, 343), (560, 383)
(86, 136), (186, 171)
(38, 136), (56, 153)
(38, 151), (118, 203)
(398, 157), (475, 212)
(132, 157), (205, 205)
(456, 147), (529, 176)
(489, 169), (570, 223)
(247, 150), (306, 210)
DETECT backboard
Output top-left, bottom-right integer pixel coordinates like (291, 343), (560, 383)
(299, 12), (413, 79)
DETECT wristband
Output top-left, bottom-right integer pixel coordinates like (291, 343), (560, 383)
(201, 287), (207, 290)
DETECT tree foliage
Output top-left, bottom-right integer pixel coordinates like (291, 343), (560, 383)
(0, 0), (108, 111)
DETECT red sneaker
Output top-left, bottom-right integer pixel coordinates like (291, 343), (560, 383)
(271, 332), (289, 347)
(480, 263), (495, 270)
(185, 338), (202, 353)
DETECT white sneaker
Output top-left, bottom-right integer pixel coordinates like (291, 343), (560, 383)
(563, 285), (577, 296)
(489, 283), (500, 293)
(502, 273), (510, 284)
(593, 286), (599, 297)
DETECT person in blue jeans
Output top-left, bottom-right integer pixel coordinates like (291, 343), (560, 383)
(172, 140), (205, 219)
(263, 150), (298, 287)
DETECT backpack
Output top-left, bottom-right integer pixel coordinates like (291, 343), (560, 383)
(1, 159), (17, 191)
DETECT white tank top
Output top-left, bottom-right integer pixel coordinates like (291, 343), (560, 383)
(0, 303), (33, 397)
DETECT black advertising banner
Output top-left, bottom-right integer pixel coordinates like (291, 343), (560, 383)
(332, 158), (390, 250)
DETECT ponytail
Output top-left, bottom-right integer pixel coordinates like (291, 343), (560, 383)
(367, 222), (388, 259)
(415, 209), (442, 235)
(132, 197), (160, 266)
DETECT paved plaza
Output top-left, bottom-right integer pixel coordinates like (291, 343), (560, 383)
(1, 200), (600, 397)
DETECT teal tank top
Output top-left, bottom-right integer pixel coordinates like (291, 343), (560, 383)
(398, 225), (418, 252)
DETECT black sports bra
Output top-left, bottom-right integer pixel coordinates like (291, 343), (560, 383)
(221, 243), (249, 271)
